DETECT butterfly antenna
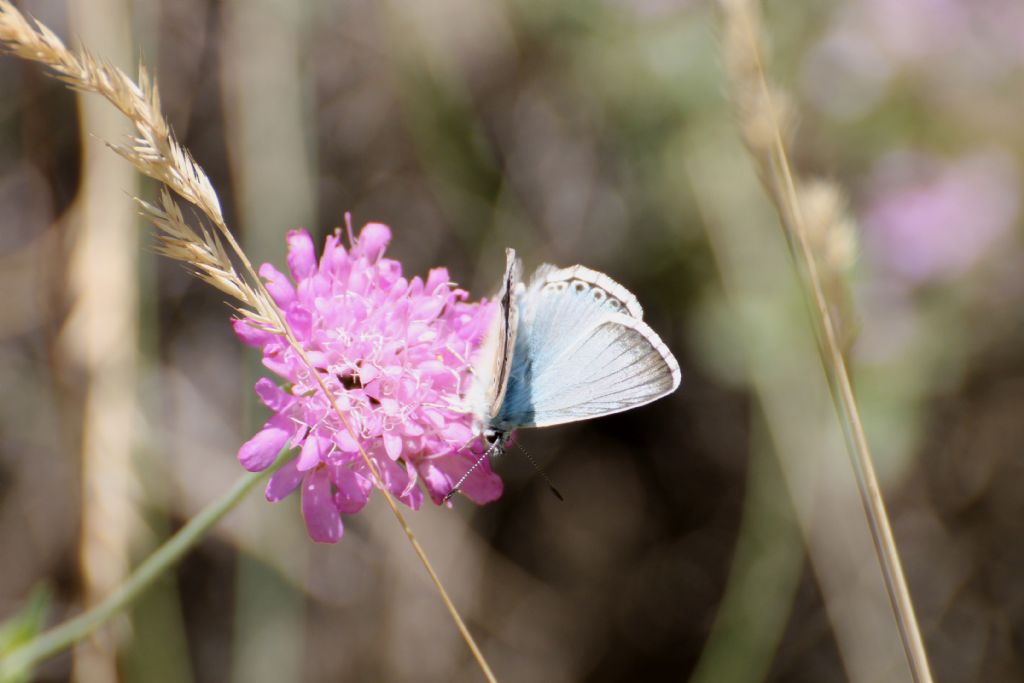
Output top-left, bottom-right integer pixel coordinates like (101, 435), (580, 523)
(444, 440), (500, 503)
(515, 443), (564, 502)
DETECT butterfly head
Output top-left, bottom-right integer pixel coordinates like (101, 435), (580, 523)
(482, 428), (513, 454)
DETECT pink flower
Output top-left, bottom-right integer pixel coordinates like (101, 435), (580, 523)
(235, 222), (502, 543)
(863, 149), (1019, 284)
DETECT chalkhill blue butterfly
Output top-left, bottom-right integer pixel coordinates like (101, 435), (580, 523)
(447, 249), (681, 500)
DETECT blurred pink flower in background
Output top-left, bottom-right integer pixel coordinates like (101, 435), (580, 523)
(861, 0), (969, 66)
(803, 0), (1024, 119)
(862, 149), (1020, 284)
(234, 223), (502, 543)
(865, 0), (1024, 68)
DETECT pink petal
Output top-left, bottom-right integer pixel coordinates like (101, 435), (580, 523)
(363, 379), (381, 401)
(356, 223), (391, 261)
(401, 457), (419, 498)
(441, 422), (473, 445)
(420, 463), (454, 505)
(377, 259), (401, 286)
(296, 434), (323, 471)
(402, 421), (425, 437)
(347, 267), (368, 293)
(412, 296), (445, 321)
(329, 463), (373, 514)
(262, 353), (293, 379)
(334, 428), (361, 453)
(388, 278), (409, 300)
(287, 230), (317, 281)
(319, 232), (345, 270)
(418, 361), (449, 378)
(266, 459), (303, 501)
(259, 263), (295, 307)
(302, 468), (343, 543)
(382, 432), (403, 460)
(375, 455), (423, 510)
(286, 306), (313, 340)
(232, 318), (276, 348)
(457, 468), (503, 505)
(305, 350), (330, 368)
(254, 378), (293, 412)
(425, 267), (449, 294)
(238, 415), (292, 472)
(421, 456), (503, 506)
(403, 482), (424, 510)
(422, 409), (446, 429)
(359, 364), (380, 384)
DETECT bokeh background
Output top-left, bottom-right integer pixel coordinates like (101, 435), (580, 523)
(2, 0), (1024, 681)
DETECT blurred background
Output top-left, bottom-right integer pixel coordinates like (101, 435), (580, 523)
(2, 0), (1024, 681)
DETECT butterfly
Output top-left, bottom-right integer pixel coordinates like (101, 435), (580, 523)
(447, 249), (681, 500)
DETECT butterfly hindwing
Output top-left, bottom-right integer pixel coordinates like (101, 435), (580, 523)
(526, 264), (644, 320)
(492, 267), (680, 430)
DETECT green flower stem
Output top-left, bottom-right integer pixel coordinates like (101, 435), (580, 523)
(0, 454), (286, 681)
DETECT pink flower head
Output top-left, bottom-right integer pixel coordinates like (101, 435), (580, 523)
(235, 222), (503, 543)
(863, 149), (1019, 284)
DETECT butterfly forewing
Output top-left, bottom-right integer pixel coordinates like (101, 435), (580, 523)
(469, 248), (521, 431)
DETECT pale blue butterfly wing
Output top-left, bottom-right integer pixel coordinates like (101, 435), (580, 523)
(469, 249), (520, 427)
(487, 259), (680, 432)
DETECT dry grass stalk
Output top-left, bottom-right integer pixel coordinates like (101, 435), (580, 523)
(797, 180), (858, 346)
(67, 3), (140, 677)
(0, 3), (498, 680)
(718, 0), (934, 681)
(135, 190), (279, 330)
